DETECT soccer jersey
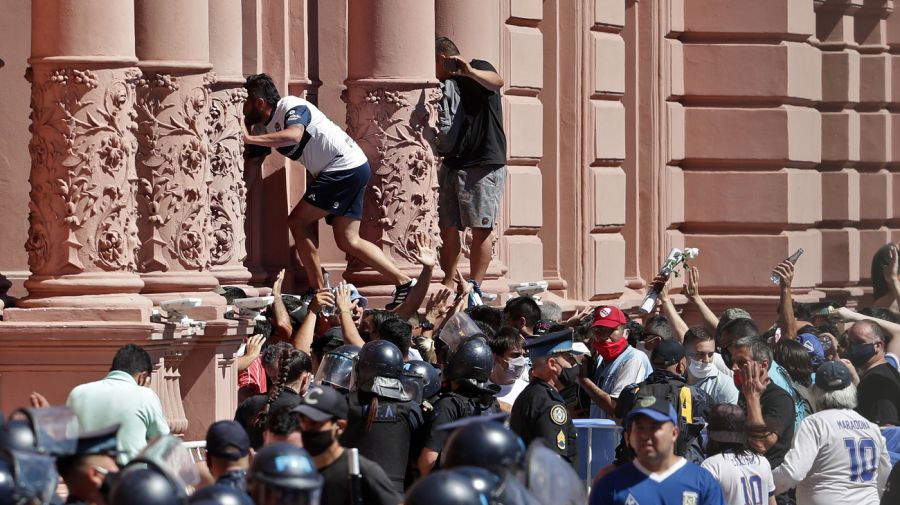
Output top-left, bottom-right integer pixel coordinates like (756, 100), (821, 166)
(701, 452), (775, 505)
(590, 458), (725, 505)
(772, 408), (892, 505)
(264, 95), (367, 176)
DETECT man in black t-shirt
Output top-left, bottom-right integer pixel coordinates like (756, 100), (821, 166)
(294, 385), (400, 505)
(434, 37), (508, 300)
(846, 320), (900, 425)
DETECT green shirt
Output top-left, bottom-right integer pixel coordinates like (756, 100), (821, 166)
(66, 370), (170, 464)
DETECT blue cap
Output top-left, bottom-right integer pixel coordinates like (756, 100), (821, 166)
(797, 333), (825, 368)
(624, 395), (678, 427)
(524, 329), (574, 359)
(816, 361), (852, 391)
(205, 420), (250, 460)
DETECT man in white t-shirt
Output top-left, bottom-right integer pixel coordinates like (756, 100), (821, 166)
(486, 327), (529, 411)
(242, 74), (413, 307)
(772, 361), (892, 504)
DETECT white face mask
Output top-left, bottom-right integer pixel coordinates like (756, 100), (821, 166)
(503, 356), (528, 382)
(688, 359), (715, 379)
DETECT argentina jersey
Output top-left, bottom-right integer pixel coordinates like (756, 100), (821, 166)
(264, 95), (367, 177)
(701, 452), (774, 505)
(591, 458), (725, 505)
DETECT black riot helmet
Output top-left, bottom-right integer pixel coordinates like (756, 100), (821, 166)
(247, 443), (323, 505)
(0, 456), (12, 505)
(404, 470), (489, 505)
(441, 420), (526, 473)
(354, 340), (403, 393)
(188, 484), (254, 505)
(445, 335), (494, 384)
(402, 360), (441, 400)
(314, 345), (360, 391)
(109, 467), (183, 505)
(0, 421), (36, 453)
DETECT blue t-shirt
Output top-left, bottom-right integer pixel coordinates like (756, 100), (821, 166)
(590, 458), (725, 505)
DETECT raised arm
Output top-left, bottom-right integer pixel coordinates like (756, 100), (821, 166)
(291, 289), (335, 353)
(335, 282), (365, 347)
(655, 273), (689, 341)
(394, 234), (436, 320)
(773, 260), (797, 341)
(445, 56), (504, 92)
(685, 266), (720, 334)
(270, 269), (293, 342)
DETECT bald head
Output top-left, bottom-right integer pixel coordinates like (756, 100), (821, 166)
(848, 320), (885, 344)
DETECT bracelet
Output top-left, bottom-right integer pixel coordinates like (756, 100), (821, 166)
(337, 309), (351, 315)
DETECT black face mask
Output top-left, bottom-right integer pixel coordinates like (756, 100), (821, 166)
(559, 365), (581, 389)
(847, 342), (878, 368)
(301, 429), (335, 457)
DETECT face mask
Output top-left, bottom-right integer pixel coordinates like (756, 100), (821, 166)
(503, 356), (527, 382)
(688, 359), (715, 379)
(301, 429), (335, 457)
(98, 470), (119, 502)
(847, 342), (878, 368)
(593, 338), (628, 363)
(733, 372), (743, 390)
(559, 365), (581, 388)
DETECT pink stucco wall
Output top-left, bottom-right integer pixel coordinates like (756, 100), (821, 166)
(0, 0), (897, 433)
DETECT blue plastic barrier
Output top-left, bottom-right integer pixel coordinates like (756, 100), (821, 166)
(573, 419), (622, 489)
(882, 426), (900, 465)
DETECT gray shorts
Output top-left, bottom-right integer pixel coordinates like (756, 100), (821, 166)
(437, 164), (507, 229)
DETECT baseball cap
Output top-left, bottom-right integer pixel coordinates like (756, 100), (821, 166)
(292, 385), (349, 422)
(346, 284), (368, 308)
(715, 308), (753, 339)
(816, 361), (852, 391)
(592, 306), (628, 329)
(205, 420), (250, 460)
(651, 339), (685, 368)
(797, 333), (825, 369)
(624, 394), (678, 427)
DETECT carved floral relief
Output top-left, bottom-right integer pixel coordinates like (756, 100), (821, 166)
(26, 67), (142, 275)
(344, 85), (442, 266)
(207, 87), (248, 267)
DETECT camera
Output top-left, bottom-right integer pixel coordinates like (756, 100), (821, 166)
(442, 57), (459, 73)
(232, 296), (275, 321)
(153, 298), (202, 326)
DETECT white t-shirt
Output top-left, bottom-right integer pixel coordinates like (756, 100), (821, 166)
(493, 379), (529, 407)
(702, 452), (775, 505)
(265, 95), (367, 176)
(772, 408), (892, 505)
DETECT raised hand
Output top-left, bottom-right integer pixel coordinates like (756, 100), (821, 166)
(309, 288), (336, 314)
(425, 287), (454, 325)
(273, 268), (286, 296)
(772, 260), (795, 288)
(245, 334), (266, 358)
(412, 233), (437, 268)
(685, 266), (701, 300)
(335, 282), (352, 313)
(883, 245), (899, 282)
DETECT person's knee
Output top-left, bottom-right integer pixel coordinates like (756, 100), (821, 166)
(334, 230), (359, 252)
(471, 227), (493, 241)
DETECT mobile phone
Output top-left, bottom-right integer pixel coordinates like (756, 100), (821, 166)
(442, 58), (459, 73)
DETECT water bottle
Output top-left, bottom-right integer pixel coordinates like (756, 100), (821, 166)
(320, 270), (335, 317)
(770, 248), (804, 285)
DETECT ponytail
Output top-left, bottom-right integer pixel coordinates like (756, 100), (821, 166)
(252, 347), (312, 429)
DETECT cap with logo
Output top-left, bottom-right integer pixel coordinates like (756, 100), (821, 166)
(816, 361), (852, 391)
(715, 308), (753, 339)
(591, 306), (628, 329)
(292, 385), (349, 422)
(797, 333), (826, 369)
(205, 421), (250, 460)
(624, 394), (678, 427)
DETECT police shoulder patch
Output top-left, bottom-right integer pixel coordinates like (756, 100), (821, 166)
(557, 429), (566, 450)
(550, 404), (568, 425)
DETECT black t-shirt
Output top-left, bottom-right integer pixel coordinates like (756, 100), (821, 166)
(442, 59), (507, 168)
(233, 388), (303, 449)
(740, 383), (795, 468)
(319, 450), (401, 505)
(857, 362), (900, 425)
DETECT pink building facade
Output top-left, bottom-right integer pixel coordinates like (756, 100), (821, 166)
(0, 0), (895, 436)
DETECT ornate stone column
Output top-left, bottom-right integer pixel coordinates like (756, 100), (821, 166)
(343, 0), (442, 300)
(20, 0), (150, 310)
(134, 0), (225, 307)
(208, 0), (255, 293)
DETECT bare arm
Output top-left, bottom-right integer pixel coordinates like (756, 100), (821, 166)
(243, 124), (304, 148)
(742, 362), (779, 453)
(446, 56), (504, 92)
(236, 334), (265, 372)
(291, 290), (335, 353)
(877, 245), (900, 312)
(833, 306), (900, 356)
(417, 448), (439, 477)
(684, 267), (720, 334)
(270, 269), (293, 342)
(394, 234), (436, 320)
(655, 274), (688, 341)
(773, 261), (797, 341)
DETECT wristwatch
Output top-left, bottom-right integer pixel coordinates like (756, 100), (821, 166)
(419, 321), (435, 332)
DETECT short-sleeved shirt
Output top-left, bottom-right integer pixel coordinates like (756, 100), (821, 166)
(264, 96), (367, 177)
(319, 449), (401, 505)
(739, 383), (795, 468)
(772, 408), (892, 505)
(856, 362), (900, 425)
(690, 369), (740, 405)
(509, 379), (577, 463)
(237, 356), (267, 395)
(66, 371), (170, 464)
(702, 452), (775, 505)
(441, 59), (507, 168)
(591, 458), (726, 505)
(490, 378), (529, 408)
(590, 346), (653, 419)
(233, 388), (303, 449)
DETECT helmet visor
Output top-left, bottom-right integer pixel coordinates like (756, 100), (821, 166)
(12, 406), (79, 456)
(314, 354), (354, 390)
(438, 312), (482, 353)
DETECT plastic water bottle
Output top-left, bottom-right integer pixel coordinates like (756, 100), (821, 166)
(321, 270), (335, 317)
(771, 248), (804, 285)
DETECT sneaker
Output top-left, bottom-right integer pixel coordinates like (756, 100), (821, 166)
(467, 280), (484, 308)
(387, 279), (416, 310)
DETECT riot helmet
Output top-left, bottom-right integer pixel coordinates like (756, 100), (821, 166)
(0, 449), (59, 505)
(404, 470), (489, 505)
(109, 467), (182, 505)
(0, 456), (12, 505)
(402, 360), (441, 400)
(445, 335), (493, 385)
(188, 484), (254, 505)
(0, 421), (36, 453)
(314, 345), (360, 391)
(247, 443), (322, 505)
(440, 420), (526, 473)
(353, 340), (406, 400)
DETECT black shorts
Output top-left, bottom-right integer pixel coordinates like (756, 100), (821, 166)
(303, 162), (370, 223)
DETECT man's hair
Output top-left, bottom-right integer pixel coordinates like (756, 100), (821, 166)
(378, 318), (413, 356)
(624, 319), (643, 347)
(465, 306), (504, 334)
(111, 344), (152, 375)
(812, 383), (858, 411)
(859, 306), (900, 325)
(244, 73), (281, 108)
(773, 339), (813, 387)
(643, 315), (677, 342)
(435, 37), (460, 57)
(705, 404), (751, 457)
(474, 320), (496, 339)
(364, 309), (400, 332)
(504, 297), (541, 329)
(266, 405), (302, 436)
(539, 301), (563, 323)
(683, 326), (714, 347)
(722, 319), (760, 340)
(261, 342), (293, 366)
(731, 337), (772, 364)
(487, 327), (524, 357)
(851, 319), (887, 344)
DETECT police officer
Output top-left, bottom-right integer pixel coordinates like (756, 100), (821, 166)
(109, 467), (185, 505)
(55, 425), (121, 505)
(314, 344), (360, 393)
(204, 421), (251, 491)
(417, 335), (501, 476)
(401, 360), (442, 417)
(246, 443), (323, 505)
(339, 340), (424, 494)
(509, 329), (578, 463)
(404, 470), (489, 505)
(188, 484), (254, 505)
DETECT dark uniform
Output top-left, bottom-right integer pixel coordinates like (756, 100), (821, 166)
(508, 329), (578, 464)
(56, 424), (121, 505)
(425, 390), (502, 455)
